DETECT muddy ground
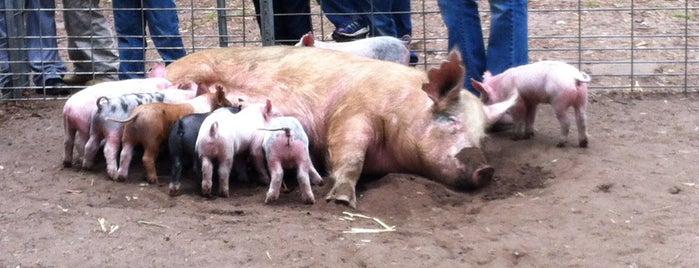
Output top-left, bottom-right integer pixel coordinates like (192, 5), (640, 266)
(1, 92), (698, 267)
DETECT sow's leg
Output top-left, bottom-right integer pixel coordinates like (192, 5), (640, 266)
(324, 118), (372, 209)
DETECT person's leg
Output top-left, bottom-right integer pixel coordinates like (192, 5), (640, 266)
(144, 0), (186, 64)
(486, 0), (528, 75)
(25, 0), (66, 87)
(391, 0), (417, 64)
(437, 0), (485, 95)
(0, 2), (12, 92)
(273, 0), (312, 45)
(364, 0), (396, 37)
(63, 0), (119, 83)
(318, 0), (356, 29)
(392, 0), (412, 37)
(113, 0), (146, 79)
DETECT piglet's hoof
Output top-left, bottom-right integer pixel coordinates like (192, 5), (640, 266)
(145, 177), (158, 184)
(168, 183), (180, 196)
(579, 139), (588, 148)
(218, 190), (230, 198)
(63, 161), (72, 168)
(325, 182), (357, 209)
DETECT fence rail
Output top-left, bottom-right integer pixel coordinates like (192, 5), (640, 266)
(1, 0), (697, 100)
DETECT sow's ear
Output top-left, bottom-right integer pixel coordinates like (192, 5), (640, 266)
(422, 49), (465, 111)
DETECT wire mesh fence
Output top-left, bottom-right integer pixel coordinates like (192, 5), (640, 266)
(0, 0), (697, 101)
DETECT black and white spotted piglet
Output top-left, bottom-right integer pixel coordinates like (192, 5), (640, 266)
(82, 85), (198, 178)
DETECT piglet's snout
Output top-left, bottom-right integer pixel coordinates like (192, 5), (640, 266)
(455, 147), (493, 188)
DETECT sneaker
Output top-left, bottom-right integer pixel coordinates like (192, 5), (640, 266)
(332, 18), (370, 41)
(36, 78), (72, 96)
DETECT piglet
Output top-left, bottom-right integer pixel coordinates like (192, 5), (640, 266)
(109, 86), (234, 183)
(167, 105), (242, 196)
(196, 100), (276, 198)
(254, 116), (323, 204)
(472, 60), (591, 147)
(295, 31), (411, 65)
(62, 63), (174, 168)
(82, 82), (201, 178)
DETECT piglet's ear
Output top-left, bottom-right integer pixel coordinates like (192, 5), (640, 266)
(471, 78), (491, 103)
(422, 49), (465, 109)
(302, 33), (314, 46)
(263, 99), (274, 121)
(147, 62), (167, 78)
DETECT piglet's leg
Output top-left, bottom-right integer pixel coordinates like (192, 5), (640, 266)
(63, 122), (76, 168)
(142, 142), (161, 184)
(554, 103), (571, 147)
(574, 104), (588, 148)
(523, 104), (538, 139)
(75, 132), (88, 165)
(297, 169), (315, 205)
(103, 135), (121, 179)
(200, 156), (214, 197)
(116, 143), (134, 181)
(324, 118), (372, 209)
(217, 157), (233, 198)
(82, 132), (103, 170)
(265, 161), (284, 203)
(169, 155), (183, 196)
(307, 162), (324, 186)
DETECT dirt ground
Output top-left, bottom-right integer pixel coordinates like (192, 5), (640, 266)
(2, 0), (698, 266)
(1, 92), (698, 267)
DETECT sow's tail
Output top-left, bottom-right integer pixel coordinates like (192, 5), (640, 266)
(105, 112), (140, 123)
(482, 90), (519, 126)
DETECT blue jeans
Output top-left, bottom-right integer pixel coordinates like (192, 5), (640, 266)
(319, 0), (412, 38)
(113, 0), (186, 79)
(438, 0), (528, 94)
(0, 0), (65, 90)
(365, 0), (412, 37)
(318, 0), (363, 29)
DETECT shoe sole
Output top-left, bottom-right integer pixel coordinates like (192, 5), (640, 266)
(337, 27), (370, 37)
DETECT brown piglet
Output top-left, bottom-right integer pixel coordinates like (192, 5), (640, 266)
(107, 86), (234, 183)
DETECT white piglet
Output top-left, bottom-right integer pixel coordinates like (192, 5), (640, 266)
(295, 31), (411, 65)
(195, 101), (276, 197)
(254, 116), (323, 204)
(472, 60), (591, 147)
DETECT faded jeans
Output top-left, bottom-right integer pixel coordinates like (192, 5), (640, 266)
(0, 0), (66, 90)
(113, 0), (186, 79)
(437, 0), (528, 94)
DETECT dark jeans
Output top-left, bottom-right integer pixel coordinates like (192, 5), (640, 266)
(319, 0), (412, 38)
(253, 0), (312, 45)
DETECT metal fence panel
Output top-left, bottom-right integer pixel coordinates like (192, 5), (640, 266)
(0, 0), (696, 100)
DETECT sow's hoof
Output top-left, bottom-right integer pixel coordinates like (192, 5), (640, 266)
(325, 182), (357, 209)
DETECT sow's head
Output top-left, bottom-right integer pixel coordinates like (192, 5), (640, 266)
(416, 49), (512, 189)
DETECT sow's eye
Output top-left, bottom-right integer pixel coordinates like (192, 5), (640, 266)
(435, 113), (463, 134)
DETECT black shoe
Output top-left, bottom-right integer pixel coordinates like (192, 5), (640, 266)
(36, 78), (71, 96)
(409, 51), (419, 66)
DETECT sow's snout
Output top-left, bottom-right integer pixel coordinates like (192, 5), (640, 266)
(454, 147), (494, 189)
